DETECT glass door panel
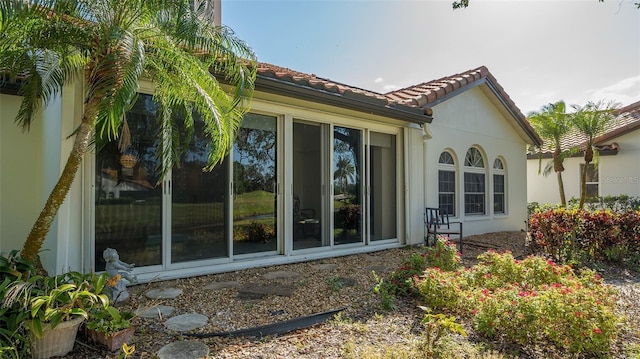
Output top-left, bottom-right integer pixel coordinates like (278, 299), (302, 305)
(293, 121), (325, 250)
(171, 113), (229, 262)
(232, 114), (278, 255)
(370, 132), (397, 241)
(95, 94), (162, 270)
(333, 126), (363, 245)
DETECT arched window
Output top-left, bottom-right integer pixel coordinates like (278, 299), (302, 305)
(464, 147), (485, 215)
(438, 151), (456, 216)
(493, 158), (506, 214)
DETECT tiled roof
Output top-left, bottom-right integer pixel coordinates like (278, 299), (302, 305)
(251, 63), (542, 145)
(547, 100), (640, 154)
(254, 62), (433, 124)
(385, 66), (542, 146)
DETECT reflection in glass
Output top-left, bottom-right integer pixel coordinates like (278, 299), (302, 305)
(333, 126), (363, 245)
(95, 94), (162, 270)
(233, 114), (278, 255)
(171, 113), (229, 263)
(293, 121), (324, 249)
(370, 132), (397, 241)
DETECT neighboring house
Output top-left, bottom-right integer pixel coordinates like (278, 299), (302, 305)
(0, 64), (540, 281)
(527, 101), (640, 205)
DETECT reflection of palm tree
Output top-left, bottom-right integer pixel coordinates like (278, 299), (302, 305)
(334, 157), (355, 195)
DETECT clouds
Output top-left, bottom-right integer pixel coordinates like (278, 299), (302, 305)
(586, 76), (640, 107)
(372, 77), (400, 93)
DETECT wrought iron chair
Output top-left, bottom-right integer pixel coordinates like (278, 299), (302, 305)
(424, 207), (463, 253)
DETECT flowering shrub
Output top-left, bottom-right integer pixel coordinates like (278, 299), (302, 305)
(529, 208), (640, 264)
(414, 251), (620, 356)
(374, 238), (461, 310)
(384, 238), (460, 297)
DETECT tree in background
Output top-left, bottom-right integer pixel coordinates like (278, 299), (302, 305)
(0, 0), (256, 263)
(570, 100), (619, 209)
(528, 101), (574, 207)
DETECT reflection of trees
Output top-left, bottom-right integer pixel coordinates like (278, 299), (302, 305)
(234, 127), (276, 195)
(334, 156), (355, 195)
(333, 127), (360, 198)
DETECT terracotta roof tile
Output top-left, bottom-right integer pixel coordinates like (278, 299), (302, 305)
(544, 100), (640, 154)
(385, 66), (542, 146)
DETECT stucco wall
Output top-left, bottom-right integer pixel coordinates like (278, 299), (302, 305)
(528, 129), (640, 205)
(0, 94), (46, 256)
(425, 86), (531, 236)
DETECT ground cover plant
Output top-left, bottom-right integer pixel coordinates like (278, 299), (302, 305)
(375, 237), (623, 357)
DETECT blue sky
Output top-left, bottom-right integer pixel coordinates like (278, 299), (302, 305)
(223, 0), (639, 114)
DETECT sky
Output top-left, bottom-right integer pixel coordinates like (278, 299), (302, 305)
(222, 0), (639, 115)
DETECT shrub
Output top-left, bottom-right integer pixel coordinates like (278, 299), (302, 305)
(414, 251), (621, 356)
(242, 221), (274, 243)
(528, 207), (640, 265)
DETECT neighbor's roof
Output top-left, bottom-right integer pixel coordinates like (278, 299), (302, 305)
(385, 66), (543, 146)
(534, 100), (640, 157)
(254, 62), (433, 125)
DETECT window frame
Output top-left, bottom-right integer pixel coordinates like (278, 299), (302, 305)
(437, 151), (457, 217)
(463, 147), (486, 216)
(492, 157), (506, 215)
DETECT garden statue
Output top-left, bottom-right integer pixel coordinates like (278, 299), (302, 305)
(103, 248), (137, 303)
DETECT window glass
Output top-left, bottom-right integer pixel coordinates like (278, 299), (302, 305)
(464, 147), (485, 215)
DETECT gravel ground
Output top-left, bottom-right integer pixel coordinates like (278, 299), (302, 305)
(67, 231), (640, 358)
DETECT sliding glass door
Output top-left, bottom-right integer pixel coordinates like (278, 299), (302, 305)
(233, 114), (278, 255)
(333, 126), (363, 245)
(94, 94), (163, 270)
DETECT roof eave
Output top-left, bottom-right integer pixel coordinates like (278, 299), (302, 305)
(255, 75), (433, 125)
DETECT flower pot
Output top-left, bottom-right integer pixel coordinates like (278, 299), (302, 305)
(29, 316), (84, 359)
(88, 326), (135, 352)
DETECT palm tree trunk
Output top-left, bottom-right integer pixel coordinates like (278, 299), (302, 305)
(556, 172), (567, 207)
(579, 160), (589, 209)
(20, 105), (97, 262)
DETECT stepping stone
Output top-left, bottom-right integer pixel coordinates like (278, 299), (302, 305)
(237, 283), (294, 300)
(157, 341), (209, 359)
(262, 270), (300, 280)
(203, 281), (240, 290)
(165, 313), (208, 332)
(366, 265), (388, 273)
(313, 263), (338, 270)
(145, 287), (183, 299)
(136, 305), (175, 319)
(335, 277), (357, 287)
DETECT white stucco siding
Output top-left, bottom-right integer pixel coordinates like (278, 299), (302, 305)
(0, 94), (46, 256)
(406, 125), (426, 245)
(425, 86), (530, 236)
(599, 130), (640, 197)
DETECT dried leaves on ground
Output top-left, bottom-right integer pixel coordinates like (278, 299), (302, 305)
(68, 232), (640, 358)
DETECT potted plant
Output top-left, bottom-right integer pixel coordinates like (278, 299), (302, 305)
(86, 305), (136, 351)
(27, 272), (109, 359)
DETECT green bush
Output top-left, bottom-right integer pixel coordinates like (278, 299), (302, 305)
(414, 251), (621, 356)
(528, 208), (640, 265)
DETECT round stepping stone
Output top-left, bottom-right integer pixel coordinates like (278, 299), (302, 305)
(367, 265), (387, 273)
(313, 263), (338, 270)
(203, 281), (240, 290)
(157, 341), (209, 359)
(165, 313), (208, 332)
(145, 287), (183, 299)
(136, 305), (175, 319)
(262, 270), (300, 280)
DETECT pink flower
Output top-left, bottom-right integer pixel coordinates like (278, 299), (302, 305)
(593, 328), (602, 334)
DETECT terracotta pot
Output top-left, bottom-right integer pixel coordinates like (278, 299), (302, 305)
(88, 326), (135, 352)
(29, 316), (84, 359)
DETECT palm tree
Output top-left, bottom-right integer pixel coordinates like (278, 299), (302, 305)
(0, 0), (256, 262)
(334, 156), (355, 195)
(528, 101), (573, 207)
(570, 100), (619, 209)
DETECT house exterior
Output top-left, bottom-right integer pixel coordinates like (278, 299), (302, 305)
(0, 64), (540, 281)
(527, 101), (640, 205)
